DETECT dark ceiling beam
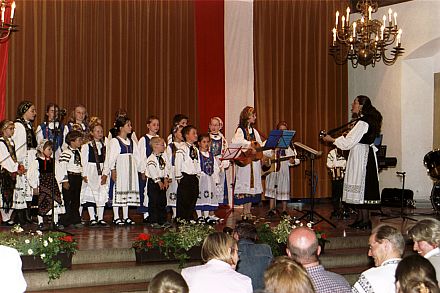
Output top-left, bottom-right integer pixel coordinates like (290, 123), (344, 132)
(349, 0), (413, 12)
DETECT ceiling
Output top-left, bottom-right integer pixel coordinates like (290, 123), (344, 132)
(350, 0), (413, 12)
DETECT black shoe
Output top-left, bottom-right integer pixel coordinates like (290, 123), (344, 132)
(267, 209), (277, 218)
(98, 220), (109, 227)
(143, 216), (150, 224)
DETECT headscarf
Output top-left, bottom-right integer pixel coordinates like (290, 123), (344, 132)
(16, 100), (34, 119)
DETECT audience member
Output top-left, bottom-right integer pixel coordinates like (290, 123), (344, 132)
(264, 256), (315, 293)
(148, 269), (189, 293)
(181, 232), (252, 293)
(287, 226), (351, 293)
(0, 245), (27, 293)
(233, 221), (273, 290)
(395, 254), (439, 293)
(353, 224), (405, 293)
(408, 218), (440, 282)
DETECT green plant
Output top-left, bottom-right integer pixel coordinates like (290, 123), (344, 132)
(0, 225), (78, 281)
(132, 220), (214, 266)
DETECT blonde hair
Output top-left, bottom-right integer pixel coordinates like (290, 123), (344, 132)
(201, 232), (237, 266)
(148, 270), (189, 293)
(264, 256), (316, 293)
(408, 219), (440, 247)
(150, 136), (165, 147)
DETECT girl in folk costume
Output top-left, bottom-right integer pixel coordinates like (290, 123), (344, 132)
(208, 117), (230, 206)
(232, 106), (263, 220)
(167, 114), (188, 144)
(165, 125), (184, 219)
(0, 120), (25, 225)
(28, 140), (65, 229)
(105, 116), (141, 226)
(63, 104), (89, 150)
(36, 103), (64, 160)
(12, 101), (38, 223)
(107, 109), (139, 144)
(264, 121), (300, 218)
(80, 122), (109, 227)
(196, 133), (220, 224)
(137, 116), (160, 223)
(322, 95), (382, 230)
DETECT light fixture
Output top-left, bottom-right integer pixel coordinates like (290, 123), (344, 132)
(330, 0), (404, 69)
(0, 0), (17, 43)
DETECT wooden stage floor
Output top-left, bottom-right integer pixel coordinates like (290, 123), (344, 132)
(1, 200), (438, 250)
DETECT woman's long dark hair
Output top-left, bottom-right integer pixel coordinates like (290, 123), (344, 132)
(357, 95), (382, 140)
(110, 115), (130, 138)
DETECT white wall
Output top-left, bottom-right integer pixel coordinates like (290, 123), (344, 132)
(348, 0), (440, 201)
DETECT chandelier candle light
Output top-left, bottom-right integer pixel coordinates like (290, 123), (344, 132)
(0, 0), (17, 43)
(330, 0), (404, 69)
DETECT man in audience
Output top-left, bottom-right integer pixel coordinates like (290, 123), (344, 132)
(0, 245), (27, 293)
(408, 218), (440, 282)
(286, 226), (351, 293)
(233, 221), (273, 291)
(352, 224), (405, 293)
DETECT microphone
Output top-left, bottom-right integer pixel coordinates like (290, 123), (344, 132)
(58, 108), (67, 116)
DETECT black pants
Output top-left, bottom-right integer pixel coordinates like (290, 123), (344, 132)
(147, 178), (167, 224)
(176, 173), (199, 221)
(331, 179), (344, 211)
(61, 174), (82, 226)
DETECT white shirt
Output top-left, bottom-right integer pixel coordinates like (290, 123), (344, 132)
(175, 142), (201, 180)
(59, 146), (83, 180)
(424, 247), (440, 259)
(12, 120), (34, 163)
(145, 153), (171, 183)
(352, 258), (401, 293)
(0, 245), (27, 293)
(0, 138), (18, 172)
(182, 259), (252, 293)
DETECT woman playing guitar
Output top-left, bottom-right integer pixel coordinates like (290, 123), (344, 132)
(231, 106), (264, 220)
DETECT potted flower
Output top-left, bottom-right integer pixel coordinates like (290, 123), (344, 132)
(0, 225), (78, 281)
(132, 220), (214, 266)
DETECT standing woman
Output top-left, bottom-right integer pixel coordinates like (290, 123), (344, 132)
(322, 95), (382, 229)
(232, 106), (263, 220)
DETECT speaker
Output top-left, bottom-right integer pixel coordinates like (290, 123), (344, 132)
(381, 188), (414, 207)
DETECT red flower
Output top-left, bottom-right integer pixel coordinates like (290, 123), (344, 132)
(146, 242), (153, 248)
(137, 233), (150, 241)
(158, 240), (164, 247)
(321, 234), (327, 240)
(60, 236), (74, 242)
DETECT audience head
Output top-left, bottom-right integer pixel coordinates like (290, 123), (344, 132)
(286, 227), (320, 265)
(395, 255), (439, 293)
(0, 120), (15, 138)
(201, 232), (239, 269)
(264, 256), (315, 293)
(181, 125), (197, 143)
(148, 269), (189, 293)
(408, 219), (440, 257)
(222, 226), (233, 236)
(16, 100), (36, 121)
(239, 106), (256, 128)
(368, 224), (405, 267)
(233, 221), (258, 242)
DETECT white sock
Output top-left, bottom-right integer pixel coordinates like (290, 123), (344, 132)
(202, 211), (209, 218)
(172, 207), (176, 218)
(53, 212), (59, 224)
(0, 210), (11, 221)
(143, 212), (149, 219)
(79, 206), (83, 217)
(122, 206), (129, 219)
(196, 210), (202, 218)
(97, 206), (104, 221)
(113, 207), (120, 220)
(88, 207), (96, 220)
(37, 216), (43, 224)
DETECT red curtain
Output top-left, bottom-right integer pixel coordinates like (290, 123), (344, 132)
(194, 0), (225, 133)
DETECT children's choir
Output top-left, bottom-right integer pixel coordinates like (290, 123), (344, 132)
(0, 103), (302, 228)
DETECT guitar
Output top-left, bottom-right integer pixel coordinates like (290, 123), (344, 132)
(233, 141), (265, 167)
(261, 155), (298, 177)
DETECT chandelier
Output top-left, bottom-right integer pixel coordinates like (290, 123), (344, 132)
(330, 0), (404, 69)
(0, 0), (17, 43)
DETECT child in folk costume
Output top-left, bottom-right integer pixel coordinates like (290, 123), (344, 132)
(196, 133), (220, 224)
(167, 114), (188, 144)
(36, 103), (64, 160)
(63, 104), (89, 150)
(107, 109), (139, 144)
(105, 115), (141, 226)
(28, 140), (65, 229)
(13, 101), (38, 223)
(137, 116), (160, 223)
(0, 120), (25, 225)
(59, 130), (84, 228)
(175, 125), (201, 221)
(145, 137), (171, 228)
(80, 122), (109, 227)
(326, 146), (347, 219)
(165, 125), (184, 219)
(264, 121), (300, 218)
(208, 117), (230, 206)
(232, 106), (264, 220)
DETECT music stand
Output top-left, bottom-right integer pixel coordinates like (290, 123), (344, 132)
(294, 142), (336, 228)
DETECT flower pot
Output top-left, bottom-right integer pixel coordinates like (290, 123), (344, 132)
(135, 246), (202, 264)
(21, 252), (72, 271)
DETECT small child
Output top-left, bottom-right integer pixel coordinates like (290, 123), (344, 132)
(80, 122), (109, 226)
(165, 125), (184, 219)
(59, 130), (84, 228)
(36, 103), (64, 160)
(208, 117), (230, 206)
(28, 140), (65, 229)
(175, 125), (201, 221)
(326, 146), (347, 219)
(138, 116), (160, 222)
(167, 114), (188, 144)
(145, 137), (171, 228)
(0, 120), (25, 225)
(196, 133), (220, 224)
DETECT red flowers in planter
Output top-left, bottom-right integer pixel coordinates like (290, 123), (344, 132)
(59, 235), (74, 243)
(137, 233), (151, 241)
